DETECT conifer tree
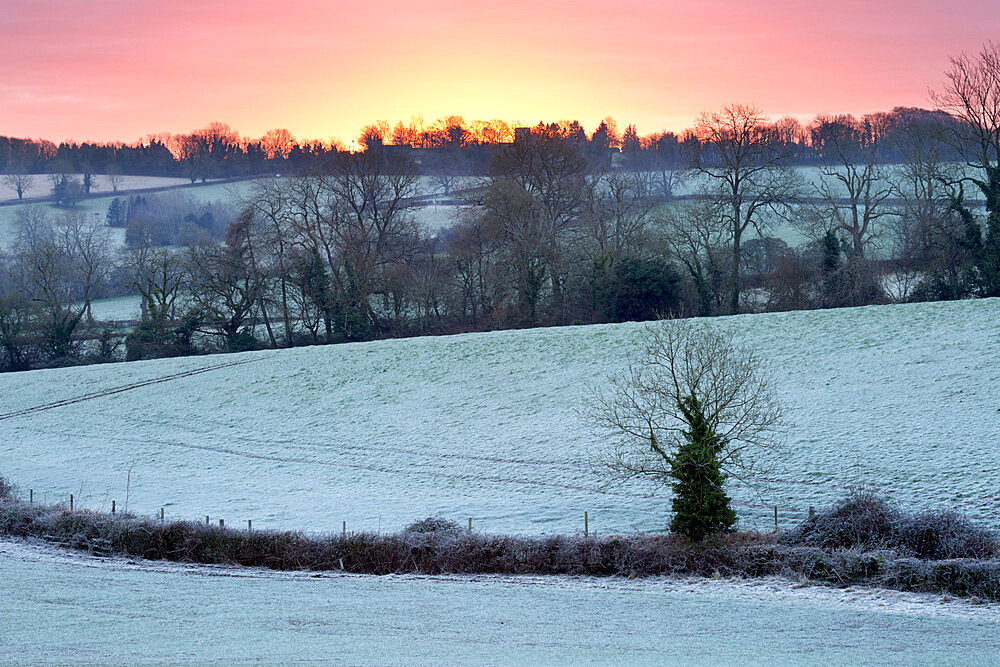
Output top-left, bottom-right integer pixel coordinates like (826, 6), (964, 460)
(668, 394), (737, 540)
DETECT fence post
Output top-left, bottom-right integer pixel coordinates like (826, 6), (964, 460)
(342, 520), (346, 537)
(248, 520), (252, 531)
(70, 494), (73, 512)
(29, 489), (33, 505)
(112, 500), (115, 514)
(584, 511), (589, 537)
(809, 506), (815, 519)
(773, 506), (778, 531)
(468, 517), (472, 532)
(160, 508), (164, 522)
(219, 519), (224, 528)
(205, 515), (209, 525)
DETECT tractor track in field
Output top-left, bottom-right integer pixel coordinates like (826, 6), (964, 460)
(0, 357), (260, 422)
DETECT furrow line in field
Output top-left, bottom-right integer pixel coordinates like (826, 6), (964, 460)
(120, 414), (588, 470)
(107, 437), (838, 514)
(0, 357), (259, 421)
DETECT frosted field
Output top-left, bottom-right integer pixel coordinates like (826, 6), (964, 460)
(1, 298), (998, 536)
(2, 538), (997, 665)
(0, 202), (124, 249)
(0, 174), (193, 202)
(84, 295), (143, 322)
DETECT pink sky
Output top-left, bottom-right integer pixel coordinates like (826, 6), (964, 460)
(2, 0), (998, 144)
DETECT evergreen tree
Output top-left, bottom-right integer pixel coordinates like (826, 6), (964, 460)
(821, 230), (841, 307)
(668, 394), (737, 541)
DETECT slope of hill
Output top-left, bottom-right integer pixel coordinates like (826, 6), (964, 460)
(2, 298), (998, 534)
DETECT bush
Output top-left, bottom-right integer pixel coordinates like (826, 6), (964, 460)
(403, 517), (464, 535)
(0, 476), (15, 500)
(900, 510), (997, 559)
(784, 491), (998, 559)
(783, 491), (900, 550)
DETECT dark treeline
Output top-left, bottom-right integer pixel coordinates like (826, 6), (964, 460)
(0, 107), (964, 196)
(1, 45), (998, 372)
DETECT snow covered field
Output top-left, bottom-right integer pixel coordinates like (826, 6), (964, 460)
(1, 538), (997, 664)
(0, 175), (194, 202)
(1, 298), (998, 536)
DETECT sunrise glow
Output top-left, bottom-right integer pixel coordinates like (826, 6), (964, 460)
(4, 0), (1000, 142)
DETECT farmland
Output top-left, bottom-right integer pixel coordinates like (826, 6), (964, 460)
(2, 297), (997, 535)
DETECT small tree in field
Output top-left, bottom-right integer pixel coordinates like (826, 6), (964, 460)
(590, 319), (783, 540)
(669, 395), (738, 540)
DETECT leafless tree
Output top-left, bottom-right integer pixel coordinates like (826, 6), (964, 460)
(261, 128), (295, 160)
(584, 170), (658, 260)
(238, 178), (302, 345)
(656, 199), (728, 317)
(2, 163), (34, 200)
(127, 244), (184, 328)
(692, 105), (801, 314)
(588, 319), (783, 490)
(55, 211), (113, 321)
(485, 128), (588, 323)
(8, 209), (111, 358)
(932, 41), (1000, 296)
(888, 117), (966, 298)
(104, 161), (124, 193)
(184, 231), (262, 351)
(809, 114), (895, 257)
(448, 207), (507, 326)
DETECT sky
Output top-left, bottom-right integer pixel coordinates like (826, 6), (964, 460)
(2, 0), (999, 145)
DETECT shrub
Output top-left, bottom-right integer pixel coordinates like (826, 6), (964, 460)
(784, 492), (998, 560)
(783, 491), (900, 550)
(403, 517), (464, 535)
(900, 510), (997, 559)
(0, 476), (15, 500)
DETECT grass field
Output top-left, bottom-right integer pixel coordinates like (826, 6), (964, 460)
(2, 298), (997, 536)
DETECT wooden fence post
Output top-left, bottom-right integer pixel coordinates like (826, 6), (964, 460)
(219, 519), (224, 528)
(160, 508), (164, 522)
(584, 511), (589, 537)
(773, 506), (778, 531)
(342, 520), (346, 536)
(248, 520), (252, 531)
(29, 489), (33, 505)
(70, 494), (73, 511)
(205, 515), (209, 525)
(468, 517), (472, 531)
(111, 500), (115, 514)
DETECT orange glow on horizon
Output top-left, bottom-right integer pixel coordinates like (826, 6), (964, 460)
(3, 1), (1000, 145)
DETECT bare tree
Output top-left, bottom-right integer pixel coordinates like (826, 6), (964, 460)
(8, 209), (111, 358)
(448, 207), (507, 326)
(486, 127), (588, 323)
(261, 128), (295, 160)
(692, 105), (801, 314)
(104, 161), (124, 193)
(589, 319), (783, 529)
(646, 132), (687, 201)
(584, 170), (658, 260)
(184, 231), (262, 351)
(932, 41), (1000, 296)
(2, 163), (34, 200)
(55, 211), (113, 321)
(888, 116), (967, 299)
(239, 178), (301, 346)
(128, 244), (184, 326)
(810, 114), (895, 257)
(656, 199), (728, 317)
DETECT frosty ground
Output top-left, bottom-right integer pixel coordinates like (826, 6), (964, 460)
(2, 297), (998, 535)
(2, 298), (999, 661)
(2, 538), (998, 665)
